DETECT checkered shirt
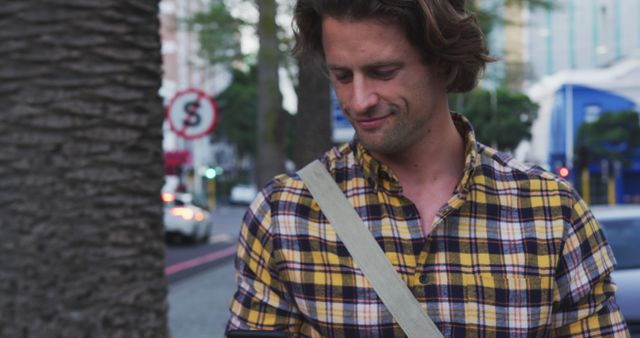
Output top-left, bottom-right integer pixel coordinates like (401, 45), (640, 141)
(227, 113), (629, 337)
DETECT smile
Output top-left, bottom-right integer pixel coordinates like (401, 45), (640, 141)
(357, 115), (391, 130)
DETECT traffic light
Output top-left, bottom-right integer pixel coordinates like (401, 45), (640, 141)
(558, 166), (570, 178)
(204, 167), (217, 180)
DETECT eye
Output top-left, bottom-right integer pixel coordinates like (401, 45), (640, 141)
(331, 70), (353, 84)
(369, 67), (398, 80)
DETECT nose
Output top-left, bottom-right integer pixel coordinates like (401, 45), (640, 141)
(348, 76), (379, 114)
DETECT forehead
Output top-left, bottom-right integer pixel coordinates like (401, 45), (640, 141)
(321, 17), (417, 66)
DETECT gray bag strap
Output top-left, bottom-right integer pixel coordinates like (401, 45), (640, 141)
(297, 160), (443, 338)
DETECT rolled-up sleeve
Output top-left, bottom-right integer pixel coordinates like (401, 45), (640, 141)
(553, 195), (629, 337)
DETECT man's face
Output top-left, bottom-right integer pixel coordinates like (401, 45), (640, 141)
(322, 17), (448, 157)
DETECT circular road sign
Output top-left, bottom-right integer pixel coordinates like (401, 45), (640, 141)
(166, 88), (219, 140)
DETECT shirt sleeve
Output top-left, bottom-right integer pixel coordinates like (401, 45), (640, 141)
(226, 188), (302, 335)
(553, 193), (629, 337)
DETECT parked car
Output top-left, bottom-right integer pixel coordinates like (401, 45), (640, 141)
(163, 192), (212, 243)
(592, 205), (640, 335)
(229, 183), (258, 205)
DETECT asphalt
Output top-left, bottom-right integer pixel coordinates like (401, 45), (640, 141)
(168, 258), (236, 338)
(168, 205), (246, 338)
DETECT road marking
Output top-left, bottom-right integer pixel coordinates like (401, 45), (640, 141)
(165, 245), (237, 276)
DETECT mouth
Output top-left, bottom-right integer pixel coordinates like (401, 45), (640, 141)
(356, 114), (391, 130)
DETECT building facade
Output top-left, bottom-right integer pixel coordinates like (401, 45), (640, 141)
(486, 0), (640, 88)
(159, 0), (231, 196)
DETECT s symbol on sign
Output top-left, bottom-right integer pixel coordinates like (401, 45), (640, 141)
(183, 101), (202, 127)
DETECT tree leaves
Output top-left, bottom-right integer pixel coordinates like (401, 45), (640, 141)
(213, 65), (258, 156)
(451, 87), (538, 151)
(188, 0), (244, 67)
(575, 110), (640, 167)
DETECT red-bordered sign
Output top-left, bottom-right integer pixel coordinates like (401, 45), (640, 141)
(166, 88), (219, 140)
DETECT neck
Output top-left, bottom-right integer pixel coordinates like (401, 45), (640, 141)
(373, 112), (465, 189)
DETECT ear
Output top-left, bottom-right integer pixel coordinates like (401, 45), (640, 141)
(434, 59), (458, 92)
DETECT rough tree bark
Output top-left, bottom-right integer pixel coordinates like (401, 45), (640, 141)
(293, 57), (332, 169)
(256, 0), (286, 187)
(0, 1), (168, 337)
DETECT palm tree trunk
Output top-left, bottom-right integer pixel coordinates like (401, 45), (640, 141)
(0, 1), (168, 337)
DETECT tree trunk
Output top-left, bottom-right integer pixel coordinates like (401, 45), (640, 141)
(256, 0), (285, 186)
(293, 57), (332, 168)
(0, 1), (168, 337)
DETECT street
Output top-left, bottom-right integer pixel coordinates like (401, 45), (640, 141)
(169, 257), (235, 338)
(167, 204), (247, 338)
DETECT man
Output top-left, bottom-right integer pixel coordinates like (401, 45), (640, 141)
(227, 0), (629, 336)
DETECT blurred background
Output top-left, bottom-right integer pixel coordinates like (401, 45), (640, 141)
(163, 0), (640, 336)
(1, 0), (639, 337)
(160, 0), (640, 208)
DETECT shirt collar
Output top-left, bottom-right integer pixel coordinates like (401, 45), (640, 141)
(352, 112), (480, 197)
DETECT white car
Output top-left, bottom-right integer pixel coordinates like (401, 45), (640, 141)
(163, 192), (212, 243)
(592, 205), (640, 335)
(229, 184), (258, 205)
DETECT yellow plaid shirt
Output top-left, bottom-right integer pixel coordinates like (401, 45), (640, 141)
(227, 113), (629, 337)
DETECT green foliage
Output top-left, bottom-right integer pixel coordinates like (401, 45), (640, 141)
(575, 110), (640, 167)
(213, 65), (258, 156)
(451, 87), (538, 151)
(188, 0), (244, 66)
(214, 64), (295, 159)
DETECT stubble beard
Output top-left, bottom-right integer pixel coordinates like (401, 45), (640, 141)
(355, 107), (431, 158)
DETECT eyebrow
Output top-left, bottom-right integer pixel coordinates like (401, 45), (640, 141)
(326, 61), (404, 71)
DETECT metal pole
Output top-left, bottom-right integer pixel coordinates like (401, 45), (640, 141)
(565, 84), (574, 168)
(581, 168), (590, 205)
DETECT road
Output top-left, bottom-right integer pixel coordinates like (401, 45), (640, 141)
(167, 204), (247, 338)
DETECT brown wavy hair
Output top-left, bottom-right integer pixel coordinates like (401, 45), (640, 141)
(292, 0), (495, 93)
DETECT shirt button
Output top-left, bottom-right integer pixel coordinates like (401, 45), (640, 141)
(419, 274), (429, 284)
